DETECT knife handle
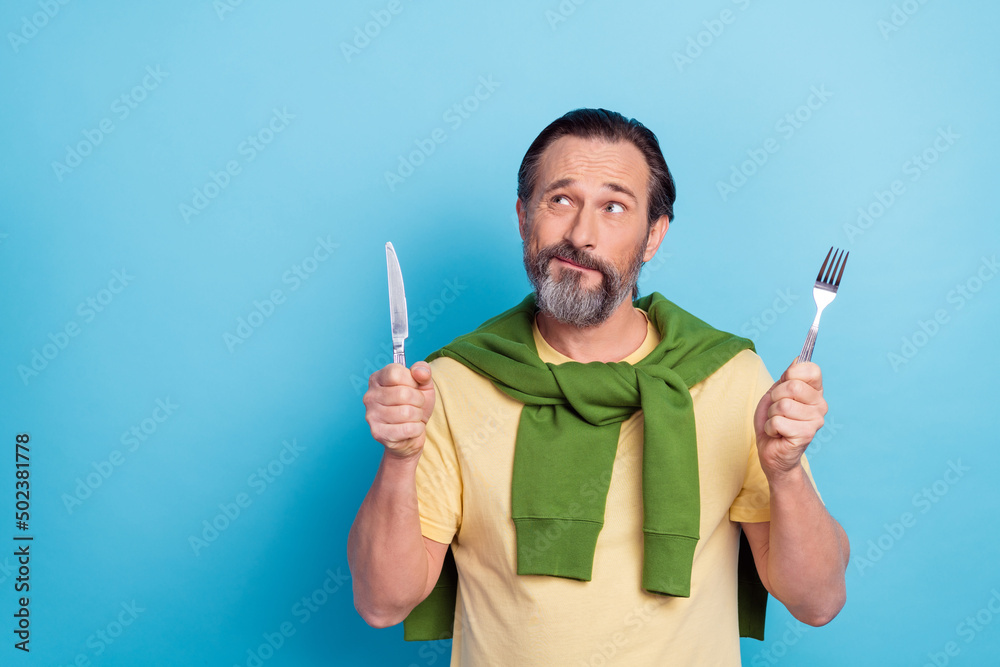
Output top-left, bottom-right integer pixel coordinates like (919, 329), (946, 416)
(394, 350), (405, 366)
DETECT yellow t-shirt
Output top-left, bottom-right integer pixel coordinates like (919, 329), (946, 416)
(415, 308), (815, 665)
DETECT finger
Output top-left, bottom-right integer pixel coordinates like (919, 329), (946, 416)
(767, 396), (826, 423)
(364, 385), (426, 412)
(370, 363), (418, 389)
(370, 420), (425, 445)
(764, 415), (819, 444)
(782, 360), (823, 391)
(368, 402), (426, 425)
(770, 379), (826, 409)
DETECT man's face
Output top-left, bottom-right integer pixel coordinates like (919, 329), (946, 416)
(518, 136), (666, 328)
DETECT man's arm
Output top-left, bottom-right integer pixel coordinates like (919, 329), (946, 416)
(742, 360), (850, 627)
(347, 362), (449, 628)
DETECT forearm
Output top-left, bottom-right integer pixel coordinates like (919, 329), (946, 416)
(765, 464), (849, 626)
(347, 452), (429, 627)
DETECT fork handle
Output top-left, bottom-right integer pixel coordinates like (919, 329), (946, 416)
(797, 325), (819, 363)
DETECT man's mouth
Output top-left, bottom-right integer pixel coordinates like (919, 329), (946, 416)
(553, 255), (599, 272)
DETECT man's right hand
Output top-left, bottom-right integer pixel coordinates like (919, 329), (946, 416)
(352, 360), (447, 628)
(363, 361), (436, 460)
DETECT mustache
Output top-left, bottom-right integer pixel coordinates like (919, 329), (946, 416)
(535, 241), (617, 277)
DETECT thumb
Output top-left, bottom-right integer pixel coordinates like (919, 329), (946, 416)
(779, 357), (798, 381)
(410, 361), (433, 389)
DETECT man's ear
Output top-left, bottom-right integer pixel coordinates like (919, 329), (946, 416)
(516, 198), (528, 241)
(643, 214), (670, 262)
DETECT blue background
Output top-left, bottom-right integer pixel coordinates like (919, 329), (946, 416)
(1, 1), (998, 665)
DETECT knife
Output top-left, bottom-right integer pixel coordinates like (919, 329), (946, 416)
(385, 242), (408, 366)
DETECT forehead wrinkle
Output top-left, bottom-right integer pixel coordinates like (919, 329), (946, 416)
(536, 138), (648, 205)
(539, 175), (639, 205)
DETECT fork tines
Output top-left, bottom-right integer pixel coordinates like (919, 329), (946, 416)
(816, 247), (849, 290)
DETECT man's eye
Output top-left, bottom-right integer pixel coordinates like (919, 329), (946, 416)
(604, 202), (625, 213)
(553, 195), (570, 205)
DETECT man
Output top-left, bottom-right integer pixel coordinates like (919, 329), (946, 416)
(349, 108), (849, 665)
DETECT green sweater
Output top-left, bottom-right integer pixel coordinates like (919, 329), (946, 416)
(404, 292), (768, 641)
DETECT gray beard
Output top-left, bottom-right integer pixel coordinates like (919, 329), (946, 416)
(523, 239), (645, 328)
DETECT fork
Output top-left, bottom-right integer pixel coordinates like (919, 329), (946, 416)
(797, 247), (849, 363)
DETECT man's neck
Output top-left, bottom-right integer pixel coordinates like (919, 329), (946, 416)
(535, 298), (649, 363)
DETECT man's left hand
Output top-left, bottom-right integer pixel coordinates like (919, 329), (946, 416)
(753, 360), (828, 479)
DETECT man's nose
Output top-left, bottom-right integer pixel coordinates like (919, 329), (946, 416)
(564, 207), (598, 249)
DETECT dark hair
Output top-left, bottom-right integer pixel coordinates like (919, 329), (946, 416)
(516, 108), (676, 227)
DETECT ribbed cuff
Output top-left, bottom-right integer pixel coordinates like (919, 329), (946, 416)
(514, 518), (603, 580)
(641, 532), (697, 597)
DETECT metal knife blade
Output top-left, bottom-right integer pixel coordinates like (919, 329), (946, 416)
(385, 242), (408, 366)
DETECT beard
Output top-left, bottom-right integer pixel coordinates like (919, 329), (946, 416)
(523, 236), (646, 328)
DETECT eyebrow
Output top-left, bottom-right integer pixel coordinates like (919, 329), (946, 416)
(540, 178), (638, 203)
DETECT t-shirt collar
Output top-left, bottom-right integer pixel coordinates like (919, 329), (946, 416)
(531, 308), (659, 365)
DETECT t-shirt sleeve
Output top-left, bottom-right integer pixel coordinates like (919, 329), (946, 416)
(729, 354), (821, 524)
(413, 360), (463, 545)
